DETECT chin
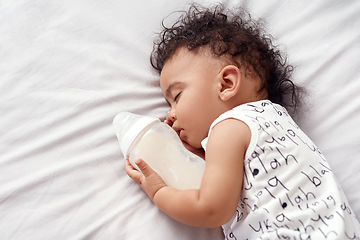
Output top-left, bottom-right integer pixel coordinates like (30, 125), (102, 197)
(182, 141), (205, 159)
(182, 140), (197, 151)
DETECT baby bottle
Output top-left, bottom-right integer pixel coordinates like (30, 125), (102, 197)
(113, 112), (205, 190)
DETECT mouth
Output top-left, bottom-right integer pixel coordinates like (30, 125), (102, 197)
(178, 129), (185, 140)
(176, 129), (200, 153)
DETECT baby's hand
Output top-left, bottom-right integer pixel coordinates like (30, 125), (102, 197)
(124, 158), (166, 200)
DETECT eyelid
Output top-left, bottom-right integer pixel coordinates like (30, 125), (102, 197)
(173, 92), (181, 102)
(165, 82), (184, 103)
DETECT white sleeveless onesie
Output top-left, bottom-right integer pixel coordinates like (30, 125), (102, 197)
(201, 100), (360, 240)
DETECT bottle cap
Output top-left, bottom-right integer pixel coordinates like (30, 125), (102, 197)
(113, 112), (159, 158)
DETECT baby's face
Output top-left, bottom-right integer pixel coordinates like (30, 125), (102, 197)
(160, 48), (226, 149)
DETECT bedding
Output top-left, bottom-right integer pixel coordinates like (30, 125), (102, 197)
(0, 0), (359, 239)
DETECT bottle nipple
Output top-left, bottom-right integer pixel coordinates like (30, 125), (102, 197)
(113, 112), (159, 158)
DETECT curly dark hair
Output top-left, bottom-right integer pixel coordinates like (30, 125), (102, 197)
(150, 4), (304, 115)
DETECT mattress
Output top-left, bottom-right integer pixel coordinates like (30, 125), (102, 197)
(1, 0), (359, 239)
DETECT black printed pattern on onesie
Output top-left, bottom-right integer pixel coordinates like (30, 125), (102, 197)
(201, 100), (360, 240)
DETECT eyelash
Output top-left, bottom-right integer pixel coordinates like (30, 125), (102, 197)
(173, 92), (181, 102)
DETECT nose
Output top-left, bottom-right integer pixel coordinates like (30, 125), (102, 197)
(168, 108), (176, 122)
(167, 108), (180, 135)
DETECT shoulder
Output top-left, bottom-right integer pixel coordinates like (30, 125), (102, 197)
(207, 118), (251, 156)
(201, 104), (258, 152)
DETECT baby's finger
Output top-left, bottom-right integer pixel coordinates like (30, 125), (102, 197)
(135, 159), (156, 177)
(124, 159), (143, 183)
(124, 158), (136, 172)
(164, 118), (171, 126)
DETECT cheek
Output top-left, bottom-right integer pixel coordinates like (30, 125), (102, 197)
(179, 102), (211, 137)
(176, 90), (216, 139)
(176, 102), (198, 123)
(177, 95), (205, 121)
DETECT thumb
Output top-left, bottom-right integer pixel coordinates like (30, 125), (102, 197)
(135, 159), (155, 177)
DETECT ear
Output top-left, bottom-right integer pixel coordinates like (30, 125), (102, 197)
(217, 65), (241, 101)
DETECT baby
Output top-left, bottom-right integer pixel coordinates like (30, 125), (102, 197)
(125, 4), (360, 239)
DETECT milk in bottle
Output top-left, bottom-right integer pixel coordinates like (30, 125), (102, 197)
(113, 112), (205, 190)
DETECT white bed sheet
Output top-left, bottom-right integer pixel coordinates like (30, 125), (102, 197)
(1, 0), (359, 239)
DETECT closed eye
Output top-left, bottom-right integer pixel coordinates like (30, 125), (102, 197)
(173, 92), (181, 102)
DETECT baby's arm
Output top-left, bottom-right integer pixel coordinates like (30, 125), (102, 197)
(125, 118), (250, 228)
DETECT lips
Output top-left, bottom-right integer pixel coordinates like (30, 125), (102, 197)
(179, 129), (185, 140)
(174, 128), (196, 152)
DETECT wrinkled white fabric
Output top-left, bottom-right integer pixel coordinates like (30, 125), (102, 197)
(1, 0), (359, 239)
